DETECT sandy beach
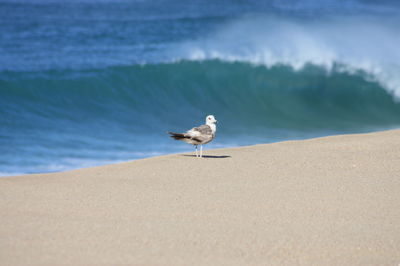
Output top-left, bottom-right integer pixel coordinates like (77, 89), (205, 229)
(1, 130), (400, 265)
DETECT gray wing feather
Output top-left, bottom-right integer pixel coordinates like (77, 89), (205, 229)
(191, 125), (212, 135)
(184, 124), (213, 144)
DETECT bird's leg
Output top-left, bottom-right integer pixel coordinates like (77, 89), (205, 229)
(200, 145), (203, 158)
(195, 145), (198, 157)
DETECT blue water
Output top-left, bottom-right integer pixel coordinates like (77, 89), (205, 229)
(1, 0), (400, 175)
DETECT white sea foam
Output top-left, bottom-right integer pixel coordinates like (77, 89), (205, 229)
(172, 15), (400, 99)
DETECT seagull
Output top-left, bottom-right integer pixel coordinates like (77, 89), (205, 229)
(168, 115), (217, 158)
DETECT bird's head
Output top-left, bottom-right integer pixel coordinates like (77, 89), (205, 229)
(206, 115), (217, 125)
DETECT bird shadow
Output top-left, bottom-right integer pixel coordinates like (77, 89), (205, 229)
(181, 155), (231, 159)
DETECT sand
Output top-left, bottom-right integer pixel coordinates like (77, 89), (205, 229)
(1, 130), (400, 265)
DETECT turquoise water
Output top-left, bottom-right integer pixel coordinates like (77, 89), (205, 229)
(1, 0), (400, 175)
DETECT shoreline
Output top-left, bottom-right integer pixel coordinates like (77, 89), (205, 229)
(3, 128), (396, 179)
(1, 129), (400, 265)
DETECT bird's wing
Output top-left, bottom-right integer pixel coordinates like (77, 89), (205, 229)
(185, 125), (212, 142)
(187, 125), (212, 136)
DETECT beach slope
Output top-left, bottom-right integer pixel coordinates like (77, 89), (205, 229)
(1, 130), (400, 265)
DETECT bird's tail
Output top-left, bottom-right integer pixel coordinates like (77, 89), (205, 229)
(167, 132), (187, 140)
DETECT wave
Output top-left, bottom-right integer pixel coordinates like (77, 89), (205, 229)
(171, 15), (400, 99)
(3, 10), (400, 96)
(2, 60), (400, 133)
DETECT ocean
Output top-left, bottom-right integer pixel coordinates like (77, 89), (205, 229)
(1, 0), (400, 176)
